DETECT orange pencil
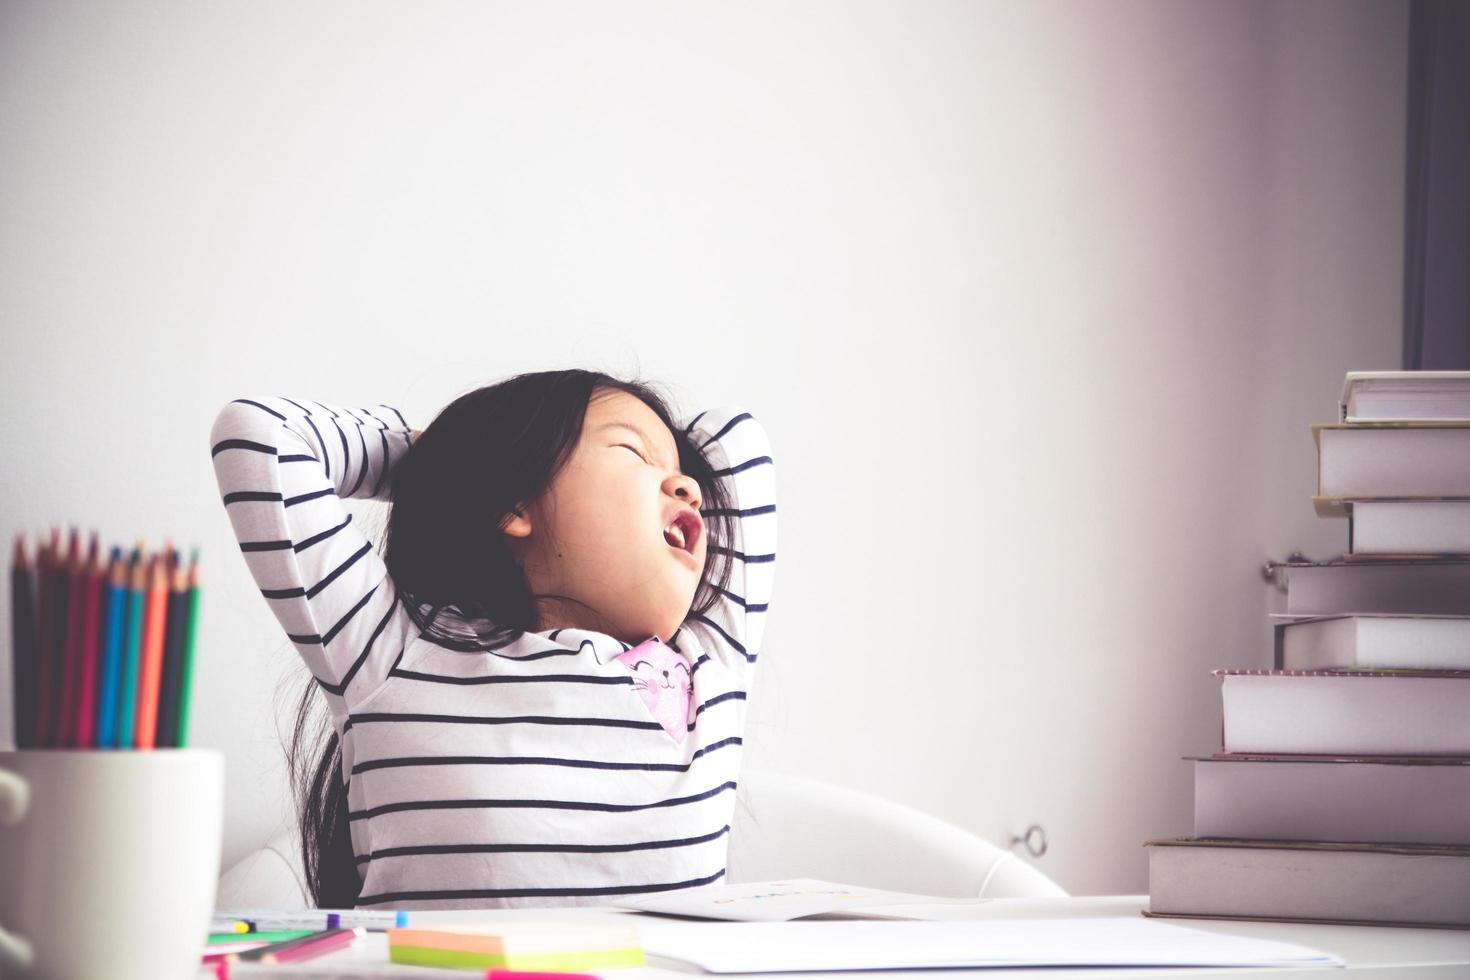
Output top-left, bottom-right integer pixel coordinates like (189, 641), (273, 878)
(56, 529), (83, 747)
(74, 533), (104, 748)
(132, 553), (171, 749)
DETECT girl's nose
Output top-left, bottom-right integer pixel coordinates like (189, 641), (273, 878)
(665, 473), (701, 511)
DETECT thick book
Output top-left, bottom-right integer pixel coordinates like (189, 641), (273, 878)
(1215, 669), (1470, 756)
(1340, 370), (1470, 422)
(1313, 423), (1470, 502)
(1274, 558), (1470, 616)
(1345, 499), (1470, 555)
(1145, 837), (1470, 928)
(1191, 754), (1470, 846)
(1272, 615), (1470, 671)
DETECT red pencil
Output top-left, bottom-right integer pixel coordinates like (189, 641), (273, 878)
(75, 534), (104, 748)
(263, 928), (361, 963)
(43, 527), (67, 747)
(56, 529), (83, 747)
(32, 533), (55, 747)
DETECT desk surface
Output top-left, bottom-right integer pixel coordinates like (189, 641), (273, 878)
(216, 895), (1470, 979)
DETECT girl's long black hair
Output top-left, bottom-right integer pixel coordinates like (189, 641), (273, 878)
(286, 369), (737, 907)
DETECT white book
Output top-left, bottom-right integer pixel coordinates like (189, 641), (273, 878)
(1277, 559), (1470, 616)
(1314, 423), (1470, 499)
(1348, 499), (1470, 554)
(1340, 370), (1470, 422)
(1146, 837), (1470, 928)
(1191, 755), (1470, 846)
(1274, 615), (1470, 671)
(1215, 669), (1470, 755)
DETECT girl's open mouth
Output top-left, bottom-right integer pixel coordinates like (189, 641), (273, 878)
(662, 508), (702, 555)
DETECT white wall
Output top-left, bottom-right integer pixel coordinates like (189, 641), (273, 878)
(0, 0), (1404, 894)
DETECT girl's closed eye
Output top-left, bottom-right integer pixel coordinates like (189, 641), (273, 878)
(616, 443), (648, 462)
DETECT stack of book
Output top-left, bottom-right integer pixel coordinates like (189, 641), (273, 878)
(1146, 371), (1470, 929)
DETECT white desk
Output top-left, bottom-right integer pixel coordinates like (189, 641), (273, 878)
(216, 896), (1470, 979)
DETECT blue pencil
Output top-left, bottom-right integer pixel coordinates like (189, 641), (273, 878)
(95, 548), (126, 747)
(115, 545), (146, 748)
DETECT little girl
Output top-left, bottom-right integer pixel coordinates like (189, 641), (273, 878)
(209, 370), (776, 909)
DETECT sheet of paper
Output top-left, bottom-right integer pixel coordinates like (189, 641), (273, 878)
(614, 878), (978, 921)
(635, 917), (1345, 972)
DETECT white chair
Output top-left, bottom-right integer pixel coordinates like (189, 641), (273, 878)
(726, 770), (1065, 898)
(216, 768), (1065, 908)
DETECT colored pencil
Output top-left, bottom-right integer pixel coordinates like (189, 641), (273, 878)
(56, 529), (83, 747)
(46, 528), (67, 746)
(233, 928), (353, 963)
(201, 940), (270, 964)
(257, 928), (360, 964)
(264, 927), (361, 963)
(75, 534), (103, 747)
(176, 551), (201, 746)
(96, 549), (127, 748)
(115, 546), (146, 749)
(33, 530), (56, 746)
(133, 553), (169, 749)
(9, 534), (201, 749)
(155, 556), (187, 747)
(10, 536), (37, 748)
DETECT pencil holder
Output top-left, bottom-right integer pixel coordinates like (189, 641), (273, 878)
(0, 748), (224, 980)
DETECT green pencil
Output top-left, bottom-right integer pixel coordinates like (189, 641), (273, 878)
(176, 549), (200, 747)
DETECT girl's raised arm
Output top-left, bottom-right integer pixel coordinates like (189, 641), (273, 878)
(208, 396), (418, 708)
(682, 406), (777, 673)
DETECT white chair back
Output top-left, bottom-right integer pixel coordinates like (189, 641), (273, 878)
(728, 769), (1065, 898)
(217, 768), (1065, 908)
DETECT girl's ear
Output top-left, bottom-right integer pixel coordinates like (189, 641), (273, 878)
(499, 507), (533, 539)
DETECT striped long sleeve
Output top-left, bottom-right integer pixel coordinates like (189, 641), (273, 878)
(680, 408), (777, 674)
(209, 397), (417, 711)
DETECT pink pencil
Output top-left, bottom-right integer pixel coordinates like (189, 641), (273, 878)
(263, 927), (361, 963)
(74, 534), (103, 747)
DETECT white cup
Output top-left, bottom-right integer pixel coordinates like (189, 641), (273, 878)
(0, 749), (224, 980)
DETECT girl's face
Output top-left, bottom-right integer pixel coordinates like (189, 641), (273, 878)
(503, 389), (707, 643)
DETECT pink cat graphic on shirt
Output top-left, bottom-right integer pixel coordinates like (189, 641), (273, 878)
(616, 637), (693, 743)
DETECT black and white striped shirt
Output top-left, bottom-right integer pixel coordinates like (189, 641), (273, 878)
(209, 396), (776, 909)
